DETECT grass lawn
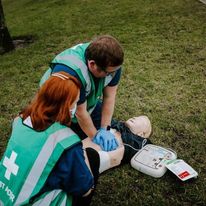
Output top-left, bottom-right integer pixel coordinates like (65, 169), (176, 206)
(0, 0), (206, 205)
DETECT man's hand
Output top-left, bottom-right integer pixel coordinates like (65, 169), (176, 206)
(92, 128), (119, 151)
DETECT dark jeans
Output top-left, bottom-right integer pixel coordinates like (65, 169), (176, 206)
(71, 101), (102, 140)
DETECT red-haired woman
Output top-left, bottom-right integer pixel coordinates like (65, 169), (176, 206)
(0, 72), (99, 206)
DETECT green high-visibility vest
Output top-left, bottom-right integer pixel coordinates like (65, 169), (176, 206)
(0, 117), (80, 206)
(39, 43), (114, 122)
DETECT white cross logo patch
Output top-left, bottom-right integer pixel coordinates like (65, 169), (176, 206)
(3, 151), (19, 180)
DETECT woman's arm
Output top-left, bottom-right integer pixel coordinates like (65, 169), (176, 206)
(44, 143), (94, 197)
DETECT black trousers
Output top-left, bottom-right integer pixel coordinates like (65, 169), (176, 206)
(72, 148), (100, 206)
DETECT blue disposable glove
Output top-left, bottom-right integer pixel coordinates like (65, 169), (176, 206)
(92, 128), (119, 151)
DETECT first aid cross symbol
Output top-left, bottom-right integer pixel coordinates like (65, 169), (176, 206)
(3, 151), (19, 180)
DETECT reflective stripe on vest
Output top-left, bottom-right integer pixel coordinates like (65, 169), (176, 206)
(54, 53), (113, 92)
(104, 74), (113, 87)
(32, 189), (70, 206)
(55, 53), (113, 90)
(54, 54), (91, 96)
(14, 128), (76, 205)
(32, 190), (61, 206)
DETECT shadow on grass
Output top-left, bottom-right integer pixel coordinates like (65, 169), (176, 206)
(0, 35), (36, 55)
(13, 35), (35, 49)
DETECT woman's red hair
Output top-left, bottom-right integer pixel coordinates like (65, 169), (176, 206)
(21, 72), (81, 131)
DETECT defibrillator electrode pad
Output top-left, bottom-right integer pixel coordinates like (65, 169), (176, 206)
(131, 144), (177, 178)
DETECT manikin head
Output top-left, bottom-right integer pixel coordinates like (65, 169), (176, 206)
(125, 115), (152, 138)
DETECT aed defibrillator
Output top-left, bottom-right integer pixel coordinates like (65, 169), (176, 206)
(131, 144), (198, 181)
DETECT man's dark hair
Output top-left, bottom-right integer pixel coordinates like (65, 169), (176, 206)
(85, 35), (124, 69)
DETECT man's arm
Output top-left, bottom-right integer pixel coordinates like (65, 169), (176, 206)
(75, 102), (97, 139)
(101, 85), (118, 128)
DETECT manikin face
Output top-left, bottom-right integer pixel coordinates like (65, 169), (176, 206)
(125, 116), (152, 138)
(87, 60), (120, 78)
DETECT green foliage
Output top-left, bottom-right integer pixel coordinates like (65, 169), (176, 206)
(0, 0), (206, 205)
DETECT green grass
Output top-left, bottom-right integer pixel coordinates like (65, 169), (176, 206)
(0, 0), (206, 205)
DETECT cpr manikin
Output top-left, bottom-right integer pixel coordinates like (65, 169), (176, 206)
(83, 115), (152, 174)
